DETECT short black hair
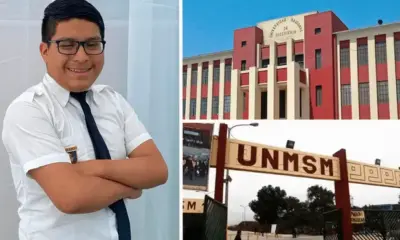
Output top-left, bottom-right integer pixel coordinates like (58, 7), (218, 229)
(41, 0), (105, 43)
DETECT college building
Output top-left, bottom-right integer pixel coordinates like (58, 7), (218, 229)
(182, 11), (400, 120)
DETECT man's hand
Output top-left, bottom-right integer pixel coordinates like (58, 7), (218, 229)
(126, 189), (143, 199)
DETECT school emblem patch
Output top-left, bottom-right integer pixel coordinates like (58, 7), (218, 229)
(65, 146), (78, 163)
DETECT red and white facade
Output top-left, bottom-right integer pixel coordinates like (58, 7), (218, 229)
(182, 11), (400, 120)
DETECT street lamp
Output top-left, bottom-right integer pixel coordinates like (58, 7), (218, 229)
(225, 122), (259, 208)
(286, 140), (295, 149)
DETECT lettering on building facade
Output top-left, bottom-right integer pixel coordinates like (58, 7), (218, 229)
(269, 17), (304, 38)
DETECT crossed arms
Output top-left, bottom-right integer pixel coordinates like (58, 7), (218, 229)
(2, 101), (168, 214)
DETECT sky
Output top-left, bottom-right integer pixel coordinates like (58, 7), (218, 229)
(183, 0), (400, 57)
(182, 120), (400, 225)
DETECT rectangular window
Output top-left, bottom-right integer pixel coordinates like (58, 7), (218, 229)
(341, 84), (351, 106)
(358, 82), (370, 105)
(241, 60), (246, 71)
(225, 64), (232, 82)
(395, 40), (400, 61)
(212, 96), (219, 115)
(316, 85), (322, 106)
(241, 41), (247, 47)
(375, 41), (387, 64)
(213, 66), (220, 82)
(243, 92), (246, 112)
(261, 59), (270, 68)
(377, 81), (389, 103)
(191, 67), (197, 85)
(340, 48), (350, 68)
(189, 99), (196, 116)
(200, 98), (207, 115)
(223, 96), (230, 113)
(201, 68), (208, 85)
(277, 56), (287, 66)
(315, 49), (322, 69)
(314, 28), (321, 34)
(183, 99), (186, 116)
(295, 54), (304, 68)
(183, 72), (187, 87)
(357, 44), (368, 66)
(396, 79), (400, 102)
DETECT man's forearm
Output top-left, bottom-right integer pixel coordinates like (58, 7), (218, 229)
(69, 175), (132, 214)
(76, 158), (167, 189)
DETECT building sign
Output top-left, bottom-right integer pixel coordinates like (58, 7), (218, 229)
(183, 198), (204, 214)
(183, 123), (214, 191)
(347, 160), (400, 188)
(209, 136), (400, 188)
(351, 210), (365, 224)
(268, 17), (303, 39)
(224, 139), (341, 181)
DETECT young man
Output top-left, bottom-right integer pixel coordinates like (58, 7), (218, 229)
(1, 1), (168, 240)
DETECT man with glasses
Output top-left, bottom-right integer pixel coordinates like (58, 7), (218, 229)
(2, 1), (168, 240)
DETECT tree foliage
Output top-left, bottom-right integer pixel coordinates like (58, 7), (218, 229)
(249, 184), (336, 233)
(249, 185), (287, 224)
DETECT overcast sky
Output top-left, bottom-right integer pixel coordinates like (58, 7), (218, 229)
(182, 120), (400, 225)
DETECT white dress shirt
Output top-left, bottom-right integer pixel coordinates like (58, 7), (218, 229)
(2, 73), (152, 240)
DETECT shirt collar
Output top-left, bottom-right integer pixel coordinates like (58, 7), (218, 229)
(43, 73), (106, 107)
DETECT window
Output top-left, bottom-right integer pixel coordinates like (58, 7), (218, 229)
(183, 72), (187, 87)
(241, 41), (247, 47)
(223, 96), (230, 113)
(277, 56), (286, 66)
(377, 81), (389, 103)
(341, 84), (351, 106)
(375, 41), (387, 64)
(190, 99), (196, 116)
(295, 54), (304, 68)
(316, 85), (322, 106)
(202, 68), (208, 85)
(340, 48), (350, 68)
(183, 99), (186, 116)
(261, 59), (270, 68)
(241, 60), (246, 71)
(191, 67), (197, 85)
(212, 96), (219, 115)
(200, 98), (207, 115)
(358, 82), (370, 105)
(357, 44), (368, 66)
(225, 64), (232, 82)
(314, 28), (321, 34)
(395, 40), (400, 61)
(315, 49), (322, 69)
(396, 79), (400, 102)
(213, 66), (220, 82)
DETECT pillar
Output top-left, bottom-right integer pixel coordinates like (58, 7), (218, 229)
(386, 32), (398, 119)
(333, 149), (352, 240)
(349, 39), (359, 119)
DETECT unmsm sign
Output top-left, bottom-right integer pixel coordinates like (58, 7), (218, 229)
(210, 137), (341, 181)
(183, 198), (204, 214)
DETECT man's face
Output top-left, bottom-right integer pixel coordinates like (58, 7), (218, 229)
(40, 19), (104, 92)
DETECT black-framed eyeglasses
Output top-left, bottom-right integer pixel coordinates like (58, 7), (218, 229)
(48, 39), (106, 55)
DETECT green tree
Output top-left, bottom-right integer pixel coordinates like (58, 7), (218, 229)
(306, 185), (336, 231)
(249, 185), (288, 225)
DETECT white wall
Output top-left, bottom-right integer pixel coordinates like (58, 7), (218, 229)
(0, 0), (179, 239)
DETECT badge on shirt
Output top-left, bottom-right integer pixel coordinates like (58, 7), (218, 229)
(65, 146), (78, 164)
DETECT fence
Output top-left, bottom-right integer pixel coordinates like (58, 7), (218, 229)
(323, 209), (343, 240)
(203, 195), (228, 240)
(352, 210), (400, 240)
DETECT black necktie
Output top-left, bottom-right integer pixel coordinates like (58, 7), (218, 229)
(70, 91), (131, 240)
